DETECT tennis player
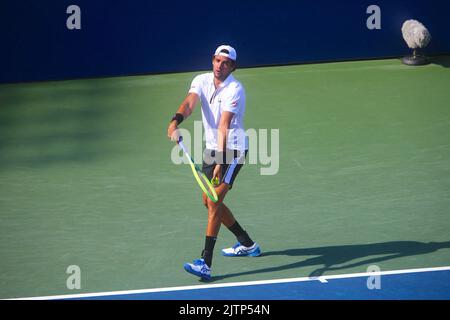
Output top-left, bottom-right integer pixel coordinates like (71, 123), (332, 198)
(167, 45), (261, 280)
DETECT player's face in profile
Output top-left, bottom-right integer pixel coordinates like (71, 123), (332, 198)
(212, 55), (234, 81)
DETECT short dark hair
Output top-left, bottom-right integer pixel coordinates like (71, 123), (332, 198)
(231, 60), (237, 72)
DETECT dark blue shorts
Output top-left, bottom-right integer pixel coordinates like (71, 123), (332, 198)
(202, 149), (248, 189)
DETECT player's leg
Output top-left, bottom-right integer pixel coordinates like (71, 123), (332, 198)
(202, 183), (229, 266)
(184, 150), (217, 280)
(184, 184), (228, 280)
(219, 150), (261, 257)
(199, 149), (231, 268)
(220, 203), (235, 227)
(221, 203), (253, 245)
(220, 203), (260, 256)
(202, 194), (238, 229)
(185, 149), (257, 279)
(203, 193), (235, 228)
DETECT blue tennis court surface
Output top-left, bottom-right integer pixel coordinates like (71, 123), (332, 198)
(22, 266), (449, 300)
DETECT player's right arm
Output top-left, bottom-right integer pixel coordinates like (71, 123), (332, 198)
(167, 92), (199, 141)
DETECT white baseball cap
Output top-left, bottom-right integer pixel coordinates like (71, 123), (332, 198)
(214, 45), (237, 61)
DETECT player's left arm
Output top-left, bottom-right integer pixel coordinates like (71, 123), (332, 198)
(213, 84), (243, 183)
(213, 111), (234, 182)
(217, 111), (234, 153)
(217, 85), (243, 154)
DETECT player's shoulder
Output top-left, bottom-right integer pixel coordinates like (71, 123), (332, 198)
(226, 75), (245, 93)
(192, 72), (213, 83)
(190, 73), (213, 94)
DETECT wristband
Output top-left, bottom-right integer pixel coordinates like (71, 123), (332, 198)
(171, 113), (184, 125)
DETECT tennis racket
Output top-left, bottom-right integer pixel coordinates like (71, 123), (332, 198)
(177, 136), (219, 202)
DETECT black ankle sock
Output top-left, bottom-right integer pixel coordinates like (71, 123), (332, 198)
(228, 221), (254, 247)
(201, 236), (217, 268)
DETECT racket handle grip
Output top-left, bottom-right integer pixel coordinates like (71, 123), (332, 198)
(178, 136), (183, 143)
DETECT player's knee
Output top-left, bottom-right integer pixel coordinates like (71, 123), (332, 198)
(205, 184), (228, 210)
(207, 198), (221, 210)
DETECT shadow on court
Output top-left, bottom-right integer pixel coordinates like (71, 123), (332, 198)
(210, 241), (450, 282)
(430, 55), (450, 68)
(0, 82), (121, 169)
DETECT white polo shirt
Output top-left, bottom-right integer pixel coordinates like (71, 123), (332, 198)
(189, 72), (247, 151)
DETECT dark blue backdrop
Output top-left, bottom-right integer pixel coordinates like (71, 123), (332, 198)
(1, 0), (449, 83)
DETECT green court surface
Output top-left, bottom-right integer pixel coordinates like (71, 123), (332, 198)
(1, 57), (450, 299)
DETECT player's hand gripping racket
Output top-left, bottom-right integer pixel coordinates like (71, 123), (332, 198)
(177, 136), (219, 203)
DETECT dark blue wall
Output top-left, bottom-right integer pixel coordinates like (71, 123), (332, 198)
(1, 0), (449, 83)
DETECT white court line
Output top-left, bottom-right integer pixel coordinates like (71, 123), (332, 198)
(7, 265), (450, 300)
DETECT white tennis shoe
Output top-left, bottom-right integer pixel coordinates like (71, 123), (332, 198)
(222, 242), (261, 257)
